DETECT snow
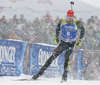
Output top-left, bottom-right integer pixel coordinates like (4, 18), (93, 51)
(0, 0), (100, 22)
(0, 74), (100, 85)
(80, 0), (100, 8)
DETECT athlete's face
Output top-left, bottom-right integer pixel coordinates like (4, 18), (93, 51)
(67, 16), (74, 24)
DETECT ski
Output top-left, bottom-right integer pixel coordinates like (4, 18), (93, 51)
(13, 78), (38, 81)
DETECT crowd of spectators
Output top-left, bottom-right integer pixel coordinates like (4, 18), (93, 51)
(0, 11), (58, 44)
(1, 11), (100, 49)
(0, 11), (100, 80)
(80, 16), (100, 80)
(82, 16), (100, 50)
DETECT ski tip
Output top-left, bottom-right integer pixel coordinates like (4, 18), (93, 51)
(13, 78), (32, 81)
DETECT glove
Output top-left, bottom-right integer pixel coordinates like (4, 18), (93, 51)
(76, 40), (81, 47)
(55, 38), (59, 44)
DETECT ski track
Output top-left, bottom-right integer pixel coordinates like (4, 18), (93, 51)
(0, 74), (100, 85)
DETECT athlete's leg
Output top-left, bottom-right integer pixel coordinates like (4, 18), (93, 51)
(32, 41), (67, 79)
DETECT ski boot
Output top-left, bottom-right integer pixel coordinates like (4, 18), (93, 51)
(62, 71), (68, 81)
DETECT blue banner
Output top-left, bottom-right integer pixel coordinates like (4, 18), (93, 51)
(30, 43), (66, 78)
(0, 39), (26, 76)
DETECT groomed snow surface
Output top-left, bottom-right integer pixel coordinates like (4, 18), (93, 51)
(0, 74), (100, 85)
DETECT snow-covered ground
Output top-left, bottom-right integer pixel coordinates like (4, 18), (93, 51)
(0, 74), (100, 85)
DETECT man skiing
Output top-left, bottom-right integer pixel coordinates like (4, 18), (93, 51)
(32, 10), (85, 81)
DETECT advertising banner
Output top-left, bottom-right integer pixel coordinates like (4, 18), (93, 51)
(30, 43), (66, 78)
(0, 39), (26, 76)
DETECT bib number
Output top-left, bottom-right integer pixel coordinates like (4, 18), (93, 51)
(67, 31), (70, 36)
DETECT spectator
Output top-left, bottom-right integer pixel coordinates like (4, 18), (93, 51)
(11, 14), (18, 26)
(0, 15), (7, 24)
(9, 31), (18, 40)
(18, 14), (26, 24)
(54, 16), (59, 25)
(42, 11), (52, 23)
